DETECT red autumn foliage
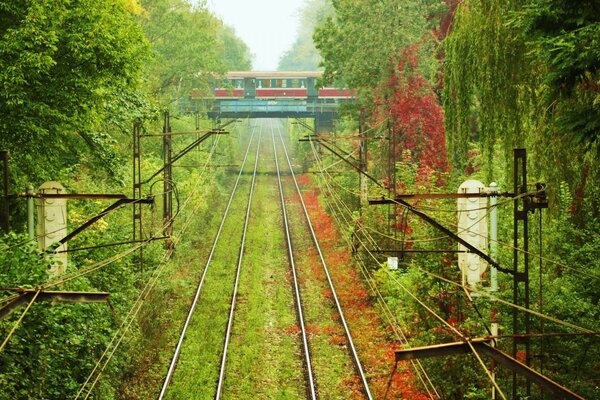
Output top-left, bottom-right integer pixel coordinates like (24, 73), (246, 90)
(432, 0), (461, 41)
(387, 45), (449, 185)
(292, 175), (430, 400)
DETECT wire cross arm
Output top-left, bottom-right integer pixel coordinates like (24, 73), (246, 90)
(49, 197), (155, 249)
(395, 341), (585, 400)
(0, 289), (109, 320)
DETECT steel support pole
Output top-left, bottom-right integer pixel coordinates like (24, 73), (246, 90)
(27, 185), (34, 240)
(513, 149), (531, 398)
(133, 122), (144, 277)
(387, 120), (397, 249)
(359, 111), (368, 208)
(163, 111), (173, 242)
(1, 151), (9, 234)
(489, 181), (499, 399)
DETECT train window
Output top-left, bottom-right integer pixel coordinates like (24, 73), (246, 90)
(291, 79), (299, 88)
(281, 79), (287, 88)
(262, 79), (270, 88)
(276, 79), (283, 88)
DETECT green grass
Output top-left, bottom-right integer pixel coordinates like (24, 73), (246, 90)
(164, 133), (257, 399)
(274, 127), (361, 400)
(221, 133), (305, 399)
(141, 121), (362, 399)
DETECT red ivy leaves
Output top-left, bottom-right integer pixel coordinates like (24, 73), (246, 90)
(296, 175), (429, 400)
(388, 45), (449, 187)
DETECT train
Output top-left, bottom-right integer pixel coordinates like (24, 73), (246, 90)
(211, 71), (354, 101)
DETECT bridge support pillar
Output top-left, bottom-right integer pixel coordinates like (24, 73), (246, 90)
(314, 113), (335, 135)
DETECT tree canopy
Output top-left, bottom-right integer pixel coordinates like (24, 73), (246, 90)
(278, 0), (332, 71)
(0, 0), (149, 182)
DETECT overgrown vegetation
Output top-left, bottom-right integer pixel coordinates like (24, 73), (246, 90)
(311, 0), (599, 398)
(1, 0), (598, 398)
(0, 0), (251, 398)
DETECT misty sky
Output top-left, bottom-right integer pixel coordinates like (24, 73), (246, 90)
(206, 0), (305, 71)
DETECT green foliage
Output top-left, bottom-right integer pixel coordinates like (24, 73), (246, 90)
(0, 0), (252, 394)
(314, 0), (439, 92)
(278, 0), (332, 71)
(516, 0), (600, 145)
(444, 0), (600, 218)
(0, 232), (141, 399)
(443, 0), (536, 174)
(139, 0), (252, 104)
(0, 233), (50, 288)
(0, 0), (149, 182)
(217, 24), (252, 71)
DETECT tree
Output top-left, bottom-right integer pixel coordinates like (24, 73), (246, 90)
(313, 0), (440, 91)
(518, 0), (600, 145)
(278, 0), (332, 71)
(217, 24), (252, 71)
(0, 0), (149, 183)
(139, 0), (223, 102)
(139, 0), (251, 103)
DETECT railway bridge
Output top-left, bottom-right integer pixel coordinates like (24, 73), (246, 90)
(188, 71), (355, 134)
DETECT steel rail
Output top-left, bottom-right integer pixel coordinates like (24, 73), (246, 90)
(214, 127), (262, 399)
(275, 121), (374, 400)
(158, 125), (258, 400)
(270, 121), (318, 400)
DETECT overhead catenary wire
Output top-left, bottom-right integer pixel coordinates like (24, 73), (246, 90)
(307, 142), (440, 399)
(74, 131), (226, 398)
(310, 137), (599, 336)
(277, 122), (375, 400)
(309, 142), (510, 400)
(309, 136), (600, 282)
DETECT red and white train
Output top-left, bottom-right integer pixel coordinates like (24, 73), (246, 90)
(213, 71), (354, 100)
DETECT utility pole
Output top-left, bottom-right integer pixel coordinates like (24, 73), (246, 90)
(1, 151), (9, 234)
(387, 120), (397, 249)
(358, 110), (368, 208)
(513, 149), (531, 398)
(489, 181), (499, 400)
(133, 121), (144, 276)
(163, 111), (174, 242)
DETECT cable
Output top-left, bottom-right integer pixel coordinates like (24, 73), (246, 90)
(301, 138), (440, 396)
(277, 122), (375, 400)
(309, 140), (512, 398)
(313, 137), (597, 334)
(0, 289), (40, 353)
(76, 130), (227, 398)
(308, 139), (441, 398)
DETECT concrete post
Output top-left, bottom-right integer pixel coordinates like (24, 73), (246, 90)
(37, 181), (68, 275)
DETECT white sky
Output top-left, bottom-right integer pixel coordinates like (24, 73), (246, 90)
(206, 0), (305, 71)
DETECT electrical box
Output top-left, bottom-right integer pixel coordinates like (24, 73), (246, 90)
(37, 181), (68, 275)
(387, 256), (398, 270)
(457, 180), (488, 287)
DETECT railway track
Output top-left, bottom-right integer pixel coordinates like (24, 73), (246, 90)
(272, 120), (373, 400)
(270, 123), (318, 400)
(214, 126), (261, 399)
(159, 119), (372, 399)
(158, 124), (259, 400)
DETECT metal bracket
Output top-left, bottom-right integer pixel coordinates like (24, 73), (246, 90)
(55, 197), (154, 247)
(0, 289), (110, 319)
(395, 340), (584, 400)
